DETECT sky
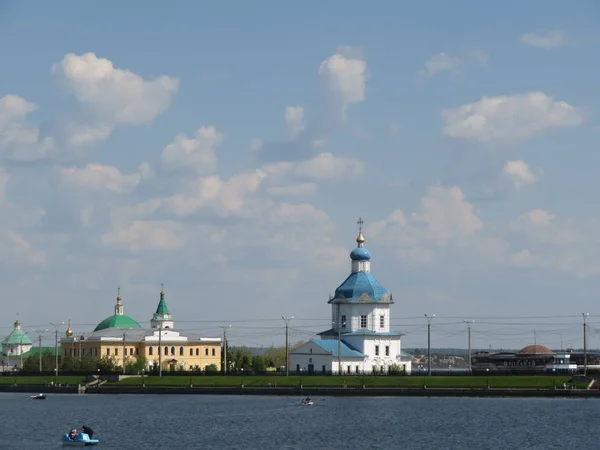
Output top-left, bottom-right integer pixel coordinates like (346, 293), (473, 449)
(1, 0), (600, 351)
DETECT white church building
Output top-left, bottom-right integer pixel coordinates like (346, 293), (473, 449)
(290, 221), (412, 375)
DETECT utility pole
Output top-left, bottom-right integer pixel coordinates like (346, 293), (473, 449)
(158, 323), (163, 377)
(218, 325), (231, 374)
(32, 329), (47, 373)
(336, 305), (346, 375)
(122, 330), (127, 374)
(425, 314), (435, 376)
(464, 320), (474, 374)
(583, 313), (589, 376)
(20, 334), (28, 369)
(282, 316), (293, 376)
(49, 321), (64, 383)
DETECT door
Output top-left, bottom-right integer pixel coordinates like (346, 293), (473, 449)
(307, 364), (314, 373)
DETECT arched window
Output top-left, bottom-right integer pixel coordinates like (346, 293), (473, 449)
(189, 348), (193, 356)
(164, 346), (168, 355)
(195, 348), (199, 356)
(171, 346), (175, 355)
(212, 348), (216, 356)
(205, 348), (208, 356)
(149, 347), (153, 356)
(180, 347), (184, 356)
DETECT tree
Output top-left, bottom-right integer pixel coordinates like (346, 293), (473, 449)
(97, 355), (119, 373)
(125, 355), (147, 374)
(205, 364), (218, 373)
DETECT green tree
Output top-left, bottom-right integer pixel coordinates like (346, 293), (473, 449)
(125, 355), (148, 374)
(97, 355), (119, 373)
(205, 363), (218, 373)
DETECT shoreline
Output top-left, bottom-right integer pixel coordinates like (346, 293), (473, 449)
(3, 385), (600, 398)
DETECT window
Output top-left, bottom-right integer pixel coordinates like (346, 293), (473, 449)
(195, 349), (199, 356)
(171, 346), (175, 355)
(106, 348), (110, 356)
(385, 346), (390, 356)
(130, 348), (134, 356)
(205, 348), (208, 356)
(189, 348), (193, 356)
(341, 315), (347, 328)
(164, 346), (168, 355)
(347, 366), (351, 374)
(309, 358), (312, 363)
(355, 366), (359, 374)
(212, 348), (216, 356)
(380, 315), (385, 329)
(375, 345), (379, 356)
(94, 348), (98, 357)
(322, 365), (326, 373)
(180, 347), (184, 356)
(149, 347), (153, 356)
(296, 364), (300, 372)
(372, 365), (377, 373)
(360, 315), (367, 329)
(135, 348), (139, 356)
(115, 348), (119, 356)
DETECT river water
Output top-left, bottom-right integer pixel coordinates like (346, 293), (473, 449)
(1, 393), (597, 449)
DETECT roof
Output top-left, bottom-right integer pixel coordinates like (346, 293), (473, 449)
(93, 315), (142, 332)
(0, 346), (60, 357)
(155, 291), (170, 316)
(330, 272), (392, 304)
(312, 339), (365, 358)
(1, 328), (32, 346)
(350, 247), (371, 261)
(318, 328), (404, 338)
(519, 344), (554, 355)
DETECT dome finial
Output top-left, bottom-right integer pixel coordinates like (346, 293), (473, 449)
(116, 286), (121, 302)
(356, 216), (365, 247)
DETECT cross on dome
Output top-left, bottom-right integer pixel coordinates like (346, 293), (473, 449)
(356, 216), (365, 246)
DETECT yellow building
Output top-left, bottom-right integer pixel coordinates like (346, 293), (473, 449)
(60, 288), (221, 371)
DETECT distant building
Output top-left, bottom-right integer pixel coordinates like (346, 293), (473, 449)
(0, 319), (60, 372)
(290, 221), (412, 374)
(471, 345), (585, 375)
(60, 287), (221, 372)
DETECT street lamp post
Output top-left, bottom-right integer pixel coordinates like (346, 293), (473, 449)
(49, 321), (64, 384)
(281, 317), (293, 376)
(425, 314), (435, 376)
(19, 333), (28, 370)
(464, 320), (474, 374)
(32, 329), (47, 373)
(582, 313), (589, 376)
(218, 325), (232, 375)
(486, 368), (490, 389)
(552, 368), (556, 389)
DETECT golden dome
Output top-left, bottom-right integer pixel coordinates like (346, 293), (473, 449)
(356, 231), (365, 245)
(65, 327), (73, 337)
(518, 345), (553, 355)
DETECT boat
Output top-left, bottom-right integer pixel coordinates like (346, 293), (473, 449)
(31, 393), (46, 400)
(301, 399), (314, 406)
(61, 433), (100, 446)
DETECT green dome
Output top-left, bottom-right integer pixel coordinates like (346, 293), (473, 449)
(2, 328), (32, 345)
(93, 315), (142, 332)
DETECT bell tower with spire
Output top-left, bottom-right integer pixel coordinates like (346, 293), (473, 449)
(151, 284), (174, 329)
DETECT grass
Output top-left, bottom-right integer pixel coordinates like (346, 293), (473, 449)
(0, 376), (86, 386)
(104, 375), (574, 389)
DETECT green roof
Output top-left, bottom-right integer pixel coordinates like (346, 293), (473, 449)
(93, 315), (142, 332)
(2, 328), (32, 345)
(155, 291), (170, 315)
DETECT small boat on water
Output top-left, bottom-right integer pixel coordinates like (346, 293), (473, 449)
(61, 433), (99, 447)
(31, 393), (46, 400)
(301, 398), (314, 406)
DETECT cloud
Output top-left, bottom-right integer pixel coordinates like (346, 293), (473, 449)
(421, 52), (460, 76)
(52, 52), (179, 146)
(442, 92), (584, 142)
(284, 106), (304, 138)
(161, 126), (222, 175)
(0, 95), (55, 161)
(101, 219), (186, 253)
(502, 160), (539, 188)
(59, 163), (142, 193)
(520, 31), (566, 49)
(257, 48), (366, 164)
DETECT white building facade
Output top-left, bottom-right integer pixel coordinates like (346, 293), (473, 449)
(290, 223), (412, 374)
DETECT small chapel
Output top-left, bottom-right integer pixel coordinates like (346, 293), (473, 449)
(290, 219), (412, 375)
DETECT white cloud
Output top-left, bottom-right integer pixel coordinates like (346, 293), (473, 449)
(161, 126), (222, 174)
(318, 48), (366, 116)
(502, 160), (539, 188)
(520, 31), (566, 49)
(101, 220), (186, 253)
(294, 152), (365, 181)
(59, 163), (141, 194)
(0, 229), (45, 266)
(442, 92), (584, 142)
(368, 185), (483, 261)
(0, 95), (55, 161)
(53, 52), (179, 146)
(284, 106), (304, 138)
(422, 52), (460, 76)
(266, 182), (317, 197)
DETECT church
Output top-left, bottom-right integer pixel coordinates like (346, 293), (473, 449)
(60, 287), (222, 372)
(290, 220), (412, 375)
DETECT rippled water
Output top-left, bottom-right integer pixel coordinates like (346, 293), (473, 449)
(1, 393), (598, 449)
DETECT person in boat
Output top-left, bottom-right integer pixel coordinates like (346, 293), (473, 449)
(81, 425), (94, 438)
(68, 429), (78, 440)
(304, 397), (311, 402)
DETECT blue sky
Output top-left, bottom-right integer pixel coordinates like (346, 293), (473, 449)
(1, 1), (599, 350)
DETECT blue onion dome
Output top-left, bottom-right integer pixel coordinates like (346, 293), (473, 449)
(350, 247), (371, 261)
